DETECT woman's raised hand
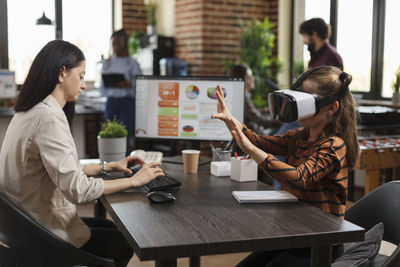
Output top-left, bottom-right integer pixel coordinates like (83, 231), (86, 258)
(211, 85), (243, 132)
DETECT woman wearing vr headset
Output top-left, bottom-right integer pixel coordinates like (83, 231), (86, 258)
(212, 65), (359, 266)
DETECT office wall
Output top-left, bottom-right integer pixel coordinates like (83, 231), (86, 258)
(122, 0), (147, 34)
(175, 0), (279, 76)
(121, 0), (279, 76)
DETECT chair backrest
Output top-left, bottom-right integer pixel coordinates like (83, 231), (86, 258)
(0, 192), (115, 267)
(345, 181), (400, 267)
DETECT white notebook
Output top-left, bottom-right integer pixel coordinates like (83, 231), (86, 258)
(232, 190), (298, 204)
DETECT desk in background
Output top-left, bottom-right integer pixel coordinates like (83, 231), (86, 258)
(100, 163), (364, 267)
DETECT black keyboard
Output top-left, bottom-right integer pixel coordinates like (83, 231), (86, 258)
(130, 165), (181, 192)
(142, 173), (181, 193)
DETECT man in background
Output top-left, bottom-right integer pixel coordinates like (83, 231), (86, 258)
(300, 17), (343, 70)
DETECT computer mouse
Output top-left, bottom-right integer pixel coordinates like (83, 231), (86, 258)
(146, 191), (176, 203)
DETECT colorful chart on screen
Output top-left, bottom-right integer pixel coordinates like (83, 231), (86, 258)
(185, 84), (200, 100)
(207, 87), (226, 99)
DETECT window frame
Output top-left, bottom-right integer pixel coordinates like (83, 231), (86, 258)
(0, 0), (115, 81)
(292, 0), (388, 100)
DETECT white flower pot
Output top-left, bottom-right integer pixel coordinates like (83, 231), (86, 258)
(393, 92), (400, 105)
(97, 136), (126, 163)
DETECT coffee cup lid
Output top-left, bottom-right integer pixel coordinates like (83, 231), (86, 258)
(182, 149), (200, 154)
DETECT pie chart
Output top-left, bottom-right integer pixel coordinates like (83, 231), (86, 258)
(207, 87), (227, 99)
(185, 85), (200, 100)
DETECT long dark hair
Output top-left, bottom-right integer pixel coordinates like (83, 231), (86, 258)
(15, 40), (85, 112)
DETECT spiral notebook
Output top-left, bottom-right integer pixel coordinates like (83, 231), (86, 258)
(232, 190), (298, 204)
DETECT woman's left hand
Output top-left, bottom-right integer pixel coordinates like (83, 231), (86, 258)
(112, 156), (145, 175)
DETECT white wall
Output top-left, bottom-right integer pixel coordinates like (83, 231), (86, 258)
(156, 0), (175, 37)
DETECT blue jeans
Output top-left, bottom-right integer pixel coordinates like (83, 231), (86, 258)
(105, 97), (135, 156)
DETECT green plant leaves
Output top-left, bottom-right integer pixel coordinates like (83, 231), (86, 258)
(99, 118), (128, 138)
(239, 17), (282, 108)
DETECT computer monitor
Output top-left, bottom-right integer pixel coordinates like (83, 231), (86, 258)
(135, 75), (245, 141)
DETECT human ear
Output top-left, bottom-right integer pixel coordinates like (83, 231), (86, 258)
(58, 66), (67, 83)
(327, 101), (339, 115)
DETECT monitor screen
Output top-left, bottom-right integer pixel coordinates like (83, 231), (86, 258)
(135, 75), (245, 141)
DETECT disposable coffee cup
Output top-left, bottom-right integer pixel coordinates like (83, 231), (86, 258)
(182, 149), (200, 173)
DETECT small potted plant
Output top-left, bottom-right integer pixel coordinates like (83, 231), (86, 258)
(97, 118), (127, 163)
(392, 66), (400, 105)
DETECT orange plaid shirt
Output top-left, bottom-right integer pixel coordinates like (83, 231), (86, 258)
(243, 125), (348, 218)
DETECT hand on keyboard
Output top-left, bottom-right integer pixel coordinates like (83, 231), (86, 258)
(130, 165), (181, 193)
(130, 162), (164, 187)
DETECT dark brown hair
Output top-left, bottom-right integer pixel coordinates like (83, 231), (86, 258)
(111, 29), (129, 52)
(289, 66), (359, 169)
(15, 40), (85, 112)
(299, 17), (331, 40)
(228, 63), (250, 78)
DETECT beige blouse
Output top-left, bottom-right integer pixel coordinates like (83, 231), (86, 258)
(0, 95), (104, 247)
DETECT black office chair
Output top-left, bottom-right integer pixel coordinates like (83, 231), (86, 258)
(345, 181), (400, 267)
(0, 192), (115, 267)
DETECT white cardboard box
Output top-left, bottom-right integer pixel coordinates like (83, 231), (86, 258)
(230, 157), (258, 182)
(210, 161), (231, 177)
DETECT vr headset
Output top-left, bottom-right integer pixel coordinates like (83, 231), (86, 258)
(268, 66), (349, 122)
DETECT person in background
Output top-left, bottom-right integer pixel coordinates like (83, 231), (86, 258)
(99, 29), (141, 155)
(0, 40), (163, 266)
(212, 66), (359, 266)
(300, 17), (344, 70)
(228, 63), (282, 134)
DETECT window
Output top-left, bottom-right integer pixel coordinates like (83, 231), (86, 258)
(7, 0), (55, 84)
(5, 0), (112, 85)
(303, 0), (331, 67)
(301, 0), (400, 99)
(63, 0), (112, 84)
(337, 0), (373, 92)
(304, 0), (330, 22)
(382, 0), (400, 98)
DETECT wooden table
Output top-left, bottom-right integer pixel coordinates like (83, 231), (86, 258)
(100, 163), (364, 267)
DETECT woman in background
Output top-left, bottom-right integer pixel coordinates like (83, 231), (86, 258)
(228, 63), (282, 134)
(99, 29), (142, 155)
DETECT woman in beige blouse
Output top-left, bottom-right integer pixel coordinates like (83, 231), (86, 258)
(0, 40), (163, 266)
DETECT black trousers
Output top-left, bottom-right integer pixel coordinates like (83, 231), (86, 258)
(236, 244), (344, 267)
(80, 217), (133, 267)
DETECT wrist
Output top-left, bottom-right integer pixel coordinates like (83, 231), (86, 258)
(106, 162), (116, 172)
(100, 161), (107, 175)
(129, 176), (140, 187)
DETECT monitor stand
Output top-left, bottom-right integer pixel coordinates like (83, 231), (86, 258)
(162, 155), (211, 166)
(162, 140), (211, 166)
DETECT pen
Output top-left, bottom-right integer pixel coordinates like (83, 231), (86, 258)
(224, 139), (234, 150)
(242, 153), (248, 160)
(209, 143), (216, 152)
(234, 152), (238, 159)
